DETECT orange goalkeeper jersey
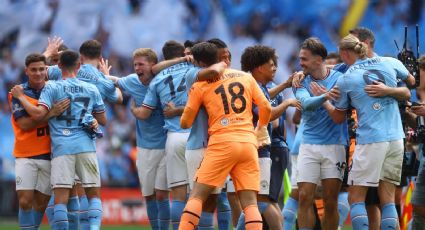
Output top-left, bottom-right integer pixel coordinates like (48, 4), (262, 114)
(182, 68), (271, 146)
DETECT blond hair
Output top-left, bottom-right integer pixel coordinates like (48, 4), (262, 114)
(339, 34), (368, 59)
(132, 48), (158, 64)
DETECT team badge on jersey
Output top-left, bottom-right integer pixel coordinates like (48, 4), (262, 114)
(372, 102), (382, 110)
(220, 118), (229, 126)
(62, 129), (71, 136)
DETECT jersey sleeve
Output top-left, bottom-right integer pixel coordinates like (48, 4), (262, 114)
(334, 77), (349, 110)
(251, 78), (272, 127)
(38, 83), (56, 110)
(117, 75), (135, 93)
(47, 65), (62, 80)
(100, 77), (120, 103)
(142, 80), (159, 109)
(294, 84), (326, 111)
(92, 86), (106, 113)
(387, 57), (409, 81)
(181, 83), (203, 128)
(9, 93), (28, 120)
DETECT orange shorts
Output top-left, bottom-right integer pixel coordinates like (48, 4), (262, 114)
(195, 142), (259, 192)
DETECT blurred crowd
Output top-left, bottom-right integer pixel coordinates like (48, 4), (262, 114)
(0, 0), (424, 187)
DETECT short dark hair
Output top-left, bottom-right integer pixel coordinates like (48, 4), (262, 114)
(25, 53), (46, 67)
(349, 27), (375, 48)
(300, 37), (327, 60)
(419, 55), (425, 71)
(59, 50), (80, 72)
(184, 40), (195, 49)
(191, 42), (219, 66)
(207, 38), (228, 48)
(326, 52), (342, 62)
(79, 40), (102, 59)
(240, 45), (277, 72)
(162, 40), (185, 60)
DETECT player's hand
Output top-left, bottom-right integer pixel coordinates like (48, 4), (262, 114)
(184, 55), (194, 63)
(50, 98), (70, 116)
(163, 102), (179, 118)
(310, 82), (327, 96)
(89, 118), (99, 130)
(10, 85), (25, 99)
(43, 36), (64, 58)
(255, 125), (271, 147)
(364, 81), (389, 97)
(324, 86), (340, 101)
(291, 71), (305, 88)
(286, 98), (302, 111)
(98, 58), (111, 76)
(411, 104), (425, 116)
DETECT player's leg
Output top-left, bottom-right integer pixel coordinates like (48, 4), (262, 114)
(15, 158), (37, 229)
(67, 184), (80, 230)
(226, 180), (242, 227)
(378, 139), (404, 229)
(321, 178), (342, 229)
(282, 155), (299, 230)
(76, 182), (89, 230)
(76, 152), (102, 230)
(412, 147), (425, 229)
(297, 144), (321, 229)
(51, 155), (76, 230)
(166, 132), (190, 230)
(32, 159), (52, 229)
(365, 188), (380, 230)
(155, 149), (170, 230)
(216, 189), (231, 230)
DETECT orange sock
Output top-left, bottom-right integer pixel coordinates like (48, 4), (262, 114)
(178, 198), (202, 230)
(244, 204), (262, 230)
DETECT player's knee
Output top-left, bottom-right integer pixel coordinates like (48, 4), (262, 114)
(298, 189), (314, 206)
(323, 196), (338, 212)
(155, 190), (169, 201)
(19, 197), (33, 210)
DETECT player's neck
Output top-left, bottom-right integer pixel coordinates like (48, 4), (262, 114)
(62, 71), (77, 80)
(139, 74), (152, 86)
(252, 73), (268, 86)
(82, 59), (99, 68)
(311, 66), (329, 80)
(28, 81), (44, 90)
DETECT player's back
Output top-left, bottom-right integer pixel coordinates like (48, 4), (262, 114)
(193, 68), (269, 146)
(38, 78), (105, 156)
(337, 57), (405, 144)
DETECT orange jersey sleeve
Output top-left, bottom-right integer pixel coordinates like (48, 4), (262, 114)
(198, 69), (261, 146)
(181, 83), (204, 129)
(8, 93), (51, 158)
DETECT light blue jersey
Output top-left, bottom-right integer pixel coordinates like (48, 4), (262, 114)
(185, 66), (208, 150)
(335, 57), (408, 144)
(48, 64), (119, 103)
(117, 74), (166, 149)
(142, 62), (192, 133)
(291, 121), (304, 155)
(294, 69), (348, 145)
(38, 78), (105, 157)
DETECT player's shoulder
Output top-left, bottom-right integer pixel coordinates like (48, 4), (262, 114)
(159, 62), (193, 75)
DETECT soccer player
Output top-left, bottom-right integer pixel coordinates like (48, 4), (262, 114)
(294, 38), (348, 230)
(237, 45), (299, 230)
(131, 40), (190, 229)
(9, 53), (68, 230)
(11, 50), (106, 230)
(108, 48), (170, 230)
(324, 34), (412, 230)
(178, 42), (272, 230)
(47, 39), (123, 104)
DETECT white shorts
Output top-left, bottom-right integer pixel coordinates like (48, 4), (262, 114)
(348, 139), (403, 187)
(166, 132), (189, 188)
(297, 144), (346, 184)
(15, 158), (51, 195)
(51, 152), (100, 189)
(136, 147), (168, 196)
(185, 148), (221, 194)
(290, 155), (298, 189)
(259, 157), (271, 195)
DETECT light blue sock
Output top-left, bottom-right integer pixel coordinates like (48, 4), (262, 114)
(157, 199), (170, 230)
(338, 192), (350, 227)
(217, 192), (231, 230)
(381, 203), (398, 229)
(32, 209), (44, 229)
(53, 203), (68, 230)
(88, 198), (102, 230)
(282, 197), (298, 230)
(171, 200), (186, 230)
(199, 211), (214, 230)
(45, 196), (55, 227)
(146, 200), (159, 229)
(79, 195), (89, 230)
(257, 202), (269, 214)
(19, 208), (35, 229)
(235, 213), (245, 230)
(67, 196), (80, 230)
(350, 202), (368, 230)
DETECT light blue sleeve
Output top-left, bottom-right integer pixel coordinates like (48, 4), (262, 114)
(92, 86), (105, 113)
(185, 67), (201, 88)
(294, 86), (326, 111)
(38, 83), (56, 110)
(48, 65), (62, 81)
(117, 75), (135, 93)
(142, 80), (159, 109)
(334, 77), (349, 110)
(386, 57), (409, 80)
(100, 78), (119, 103)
